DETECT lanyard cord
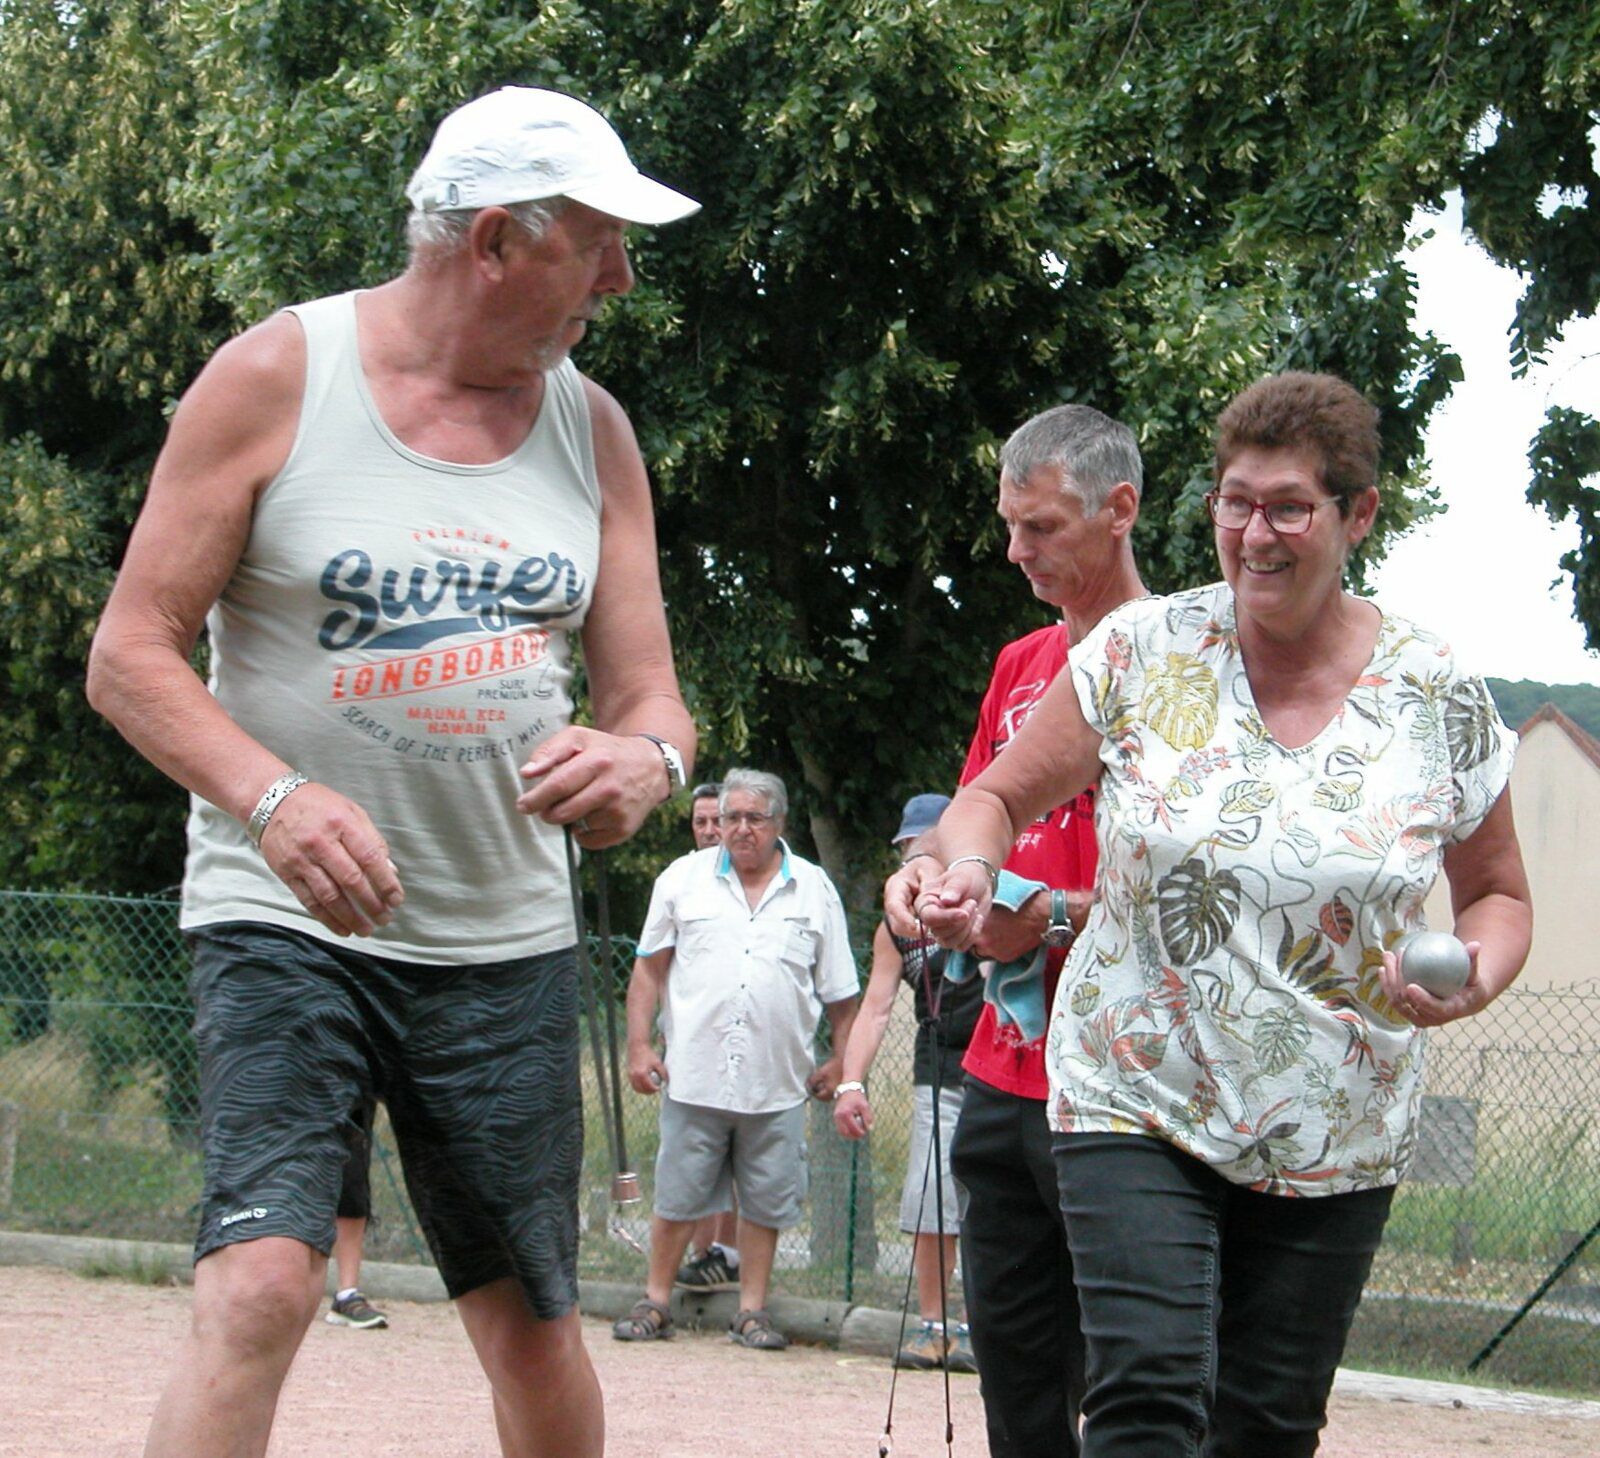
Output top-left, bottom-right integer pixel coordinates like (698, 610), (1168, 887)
(564, 829), (640, 1250)
(879, 922), (956, 1457)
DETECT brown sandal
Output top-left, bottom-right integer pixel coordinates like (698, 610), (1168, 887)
(728, 1307), (788, 1350)
(612, 1297), (673, 1341)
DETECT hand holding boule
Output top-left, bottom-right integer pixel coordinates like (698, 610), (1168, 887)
(1398, 931), (1471, 999)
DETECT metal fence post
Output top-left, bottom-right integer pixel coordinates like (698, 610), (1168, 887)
(0, 1101), (17, 1211)
(844, 1137), (859, 1304)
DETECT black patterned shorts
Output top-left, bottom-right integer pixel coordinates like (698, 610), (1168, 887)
(188, 922), (581, 1318)
(334, 1096), (376, 1221)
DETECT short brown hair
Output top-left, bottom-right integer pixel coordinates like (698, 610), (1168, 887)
(1214, 372), (1380, 516)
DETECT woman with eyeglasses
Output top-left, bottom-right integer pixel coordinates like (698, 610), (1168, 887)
(907, 371), (1532, 1456)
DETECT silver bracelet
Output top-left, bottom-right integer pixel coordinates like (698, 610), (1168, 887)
(245, 772), (309, 848)
(833, 1080), (867, 1101)
(946, 854), (1000, 894)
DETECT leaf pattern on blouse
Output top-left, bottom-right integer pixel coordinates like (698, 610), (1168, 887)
(1142, 652), (1219, 749)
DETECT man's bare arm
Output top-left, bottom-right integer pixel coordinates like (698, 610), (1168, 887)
(833, 922), (903, 1138)
(517, 379), (695, 846)
(810, 993), (861, 1101)
(624, 948), (673, 1093)
(86, 315), (403, 937)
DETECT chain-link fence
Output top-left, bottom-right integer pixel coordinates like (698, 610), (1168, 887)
(2, 889), (1597, 1393)
(0, 889), (925, 1300)
(1343, 980), (1600, 1394)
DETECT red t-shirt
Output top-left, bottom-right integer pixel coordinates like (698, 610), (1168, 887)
(957, 623), (1098, 1099)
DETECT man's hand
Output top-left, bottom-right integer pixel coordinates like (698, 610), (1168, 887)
(517, 727), (669, 848)
(917, 860), (994, 951)
(627, 1044), (668, 1095)
(973, 891), (1049, 962)
(258, 783), (404, 938)
(833, 1088), (873, 1140)
(808, 1056), (845, 1102)
(884, 857), (938, 938)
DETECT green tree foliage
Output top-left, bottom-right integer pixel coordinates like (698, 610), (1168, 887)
(1442, 4), (1600, 648)
(1487, 678), (1600, 741)
(1, 0), (1595, 910)
(0, 0), (234, 890)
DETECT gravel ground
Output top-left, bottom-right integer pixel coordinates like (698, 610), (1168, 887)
(4, 1266), (1598, 1456)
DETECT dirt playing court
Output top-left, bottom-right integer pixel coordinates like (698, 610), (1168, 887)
(4, 1265), (1597, 1456)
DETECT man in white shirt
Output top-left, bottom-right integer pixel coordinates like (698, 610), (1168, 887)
(616, 768), (860, 1349)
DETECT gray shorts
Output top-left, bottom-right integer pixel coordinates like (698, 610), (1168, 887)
(654, 1097), (808, 1230)
(899, 1083), (964, 1235)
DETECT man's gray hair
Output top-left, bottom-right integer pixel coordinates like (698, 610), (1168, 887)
(1000, 403), (1143, 513)
(404, 196), (568, 269)
(720, 768), (787, 822)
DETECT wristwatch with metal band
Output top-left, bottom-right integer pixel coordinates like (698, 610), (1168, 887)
(634, 733), (686, 798)
(1041, 888), (1076, 950)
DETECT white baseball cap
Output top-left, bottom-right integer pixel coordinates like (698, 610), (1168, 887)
(406, 86), (700, 226)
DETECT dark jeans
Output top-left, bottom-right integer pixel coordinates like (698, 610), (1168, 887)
(950, 1077), (1084, 1458)
(1054, 1133), (1395, 1458)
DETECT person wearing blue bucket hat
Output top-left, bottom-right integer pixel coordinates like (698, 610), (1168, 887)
(834, 792), (984, 1370)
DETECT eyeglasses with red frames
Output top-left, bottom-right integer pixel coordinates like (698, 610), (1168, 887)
(1204, 491), (1331, 536)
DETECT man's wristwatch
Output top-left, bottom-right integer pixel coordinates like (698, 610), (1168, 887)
(1041, 888), (1077, 950)
(833, 1080), (866, 1100)
(633, 734), (686, 798)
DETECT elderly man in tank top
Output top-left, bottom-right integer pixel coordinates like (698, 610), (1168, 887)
(87, 88), (698, 1458)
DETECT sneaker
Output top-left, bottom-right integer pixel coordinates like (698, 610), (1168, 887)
(946, 1322), (978, 1374)
(675, 1247), (740, 1292)
(896, 1320), (948, 1370)
(326, 1290), (388, 1329)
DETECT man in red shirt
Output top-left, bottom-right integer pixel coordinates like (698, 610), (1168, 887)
(887, 403), (1145, 1456)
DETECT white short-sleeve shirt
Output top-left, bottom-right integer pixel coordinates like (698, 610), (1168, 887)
(637, 842), (859, 1114)
(1050, 583), (1516, 1195)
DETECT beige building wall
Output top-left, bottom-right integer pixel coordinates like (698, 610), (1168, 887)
(1422, 706), (1600, 992)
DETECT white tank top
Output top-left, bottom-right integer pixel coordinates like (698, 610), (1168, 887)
(181, 291), (601, 963)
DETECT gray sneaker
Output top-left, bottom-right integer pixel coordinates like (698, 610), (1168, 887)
(326, 1290), (388, 1329)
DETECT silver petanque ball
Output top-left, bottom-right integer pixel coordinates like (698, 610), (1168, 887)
(1398, 930), (1471, 998)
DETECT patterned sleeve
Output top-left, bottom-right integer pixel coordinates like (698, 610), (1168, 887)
(1445, 671), (1518, 842)
(1067, 600), (1141, 739)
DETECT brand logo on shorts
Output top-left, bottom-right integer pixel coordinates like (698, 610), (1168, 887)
(220, 1207), (269, 1228)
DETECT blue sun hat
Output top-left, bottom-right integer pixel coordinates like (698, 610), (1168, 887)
(892, 793), (952, 845)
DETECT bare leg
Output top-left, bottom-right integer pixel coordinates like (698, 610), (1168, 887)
(687, 1213), (720, 1259)
(914, 1232), (961, 1321)
(143, 1237), (325, 1458)
(644, 1214), (700, 1307)
(456, 1279), (603, 1458)
(734, 1217), (780, 1312)
(331, 1215), (367, 1292)
(688, 1200), (739, 1259)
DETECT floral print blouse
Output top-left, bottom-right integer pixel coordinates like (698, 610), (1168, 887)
(1049, 583), (1516, 1196)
